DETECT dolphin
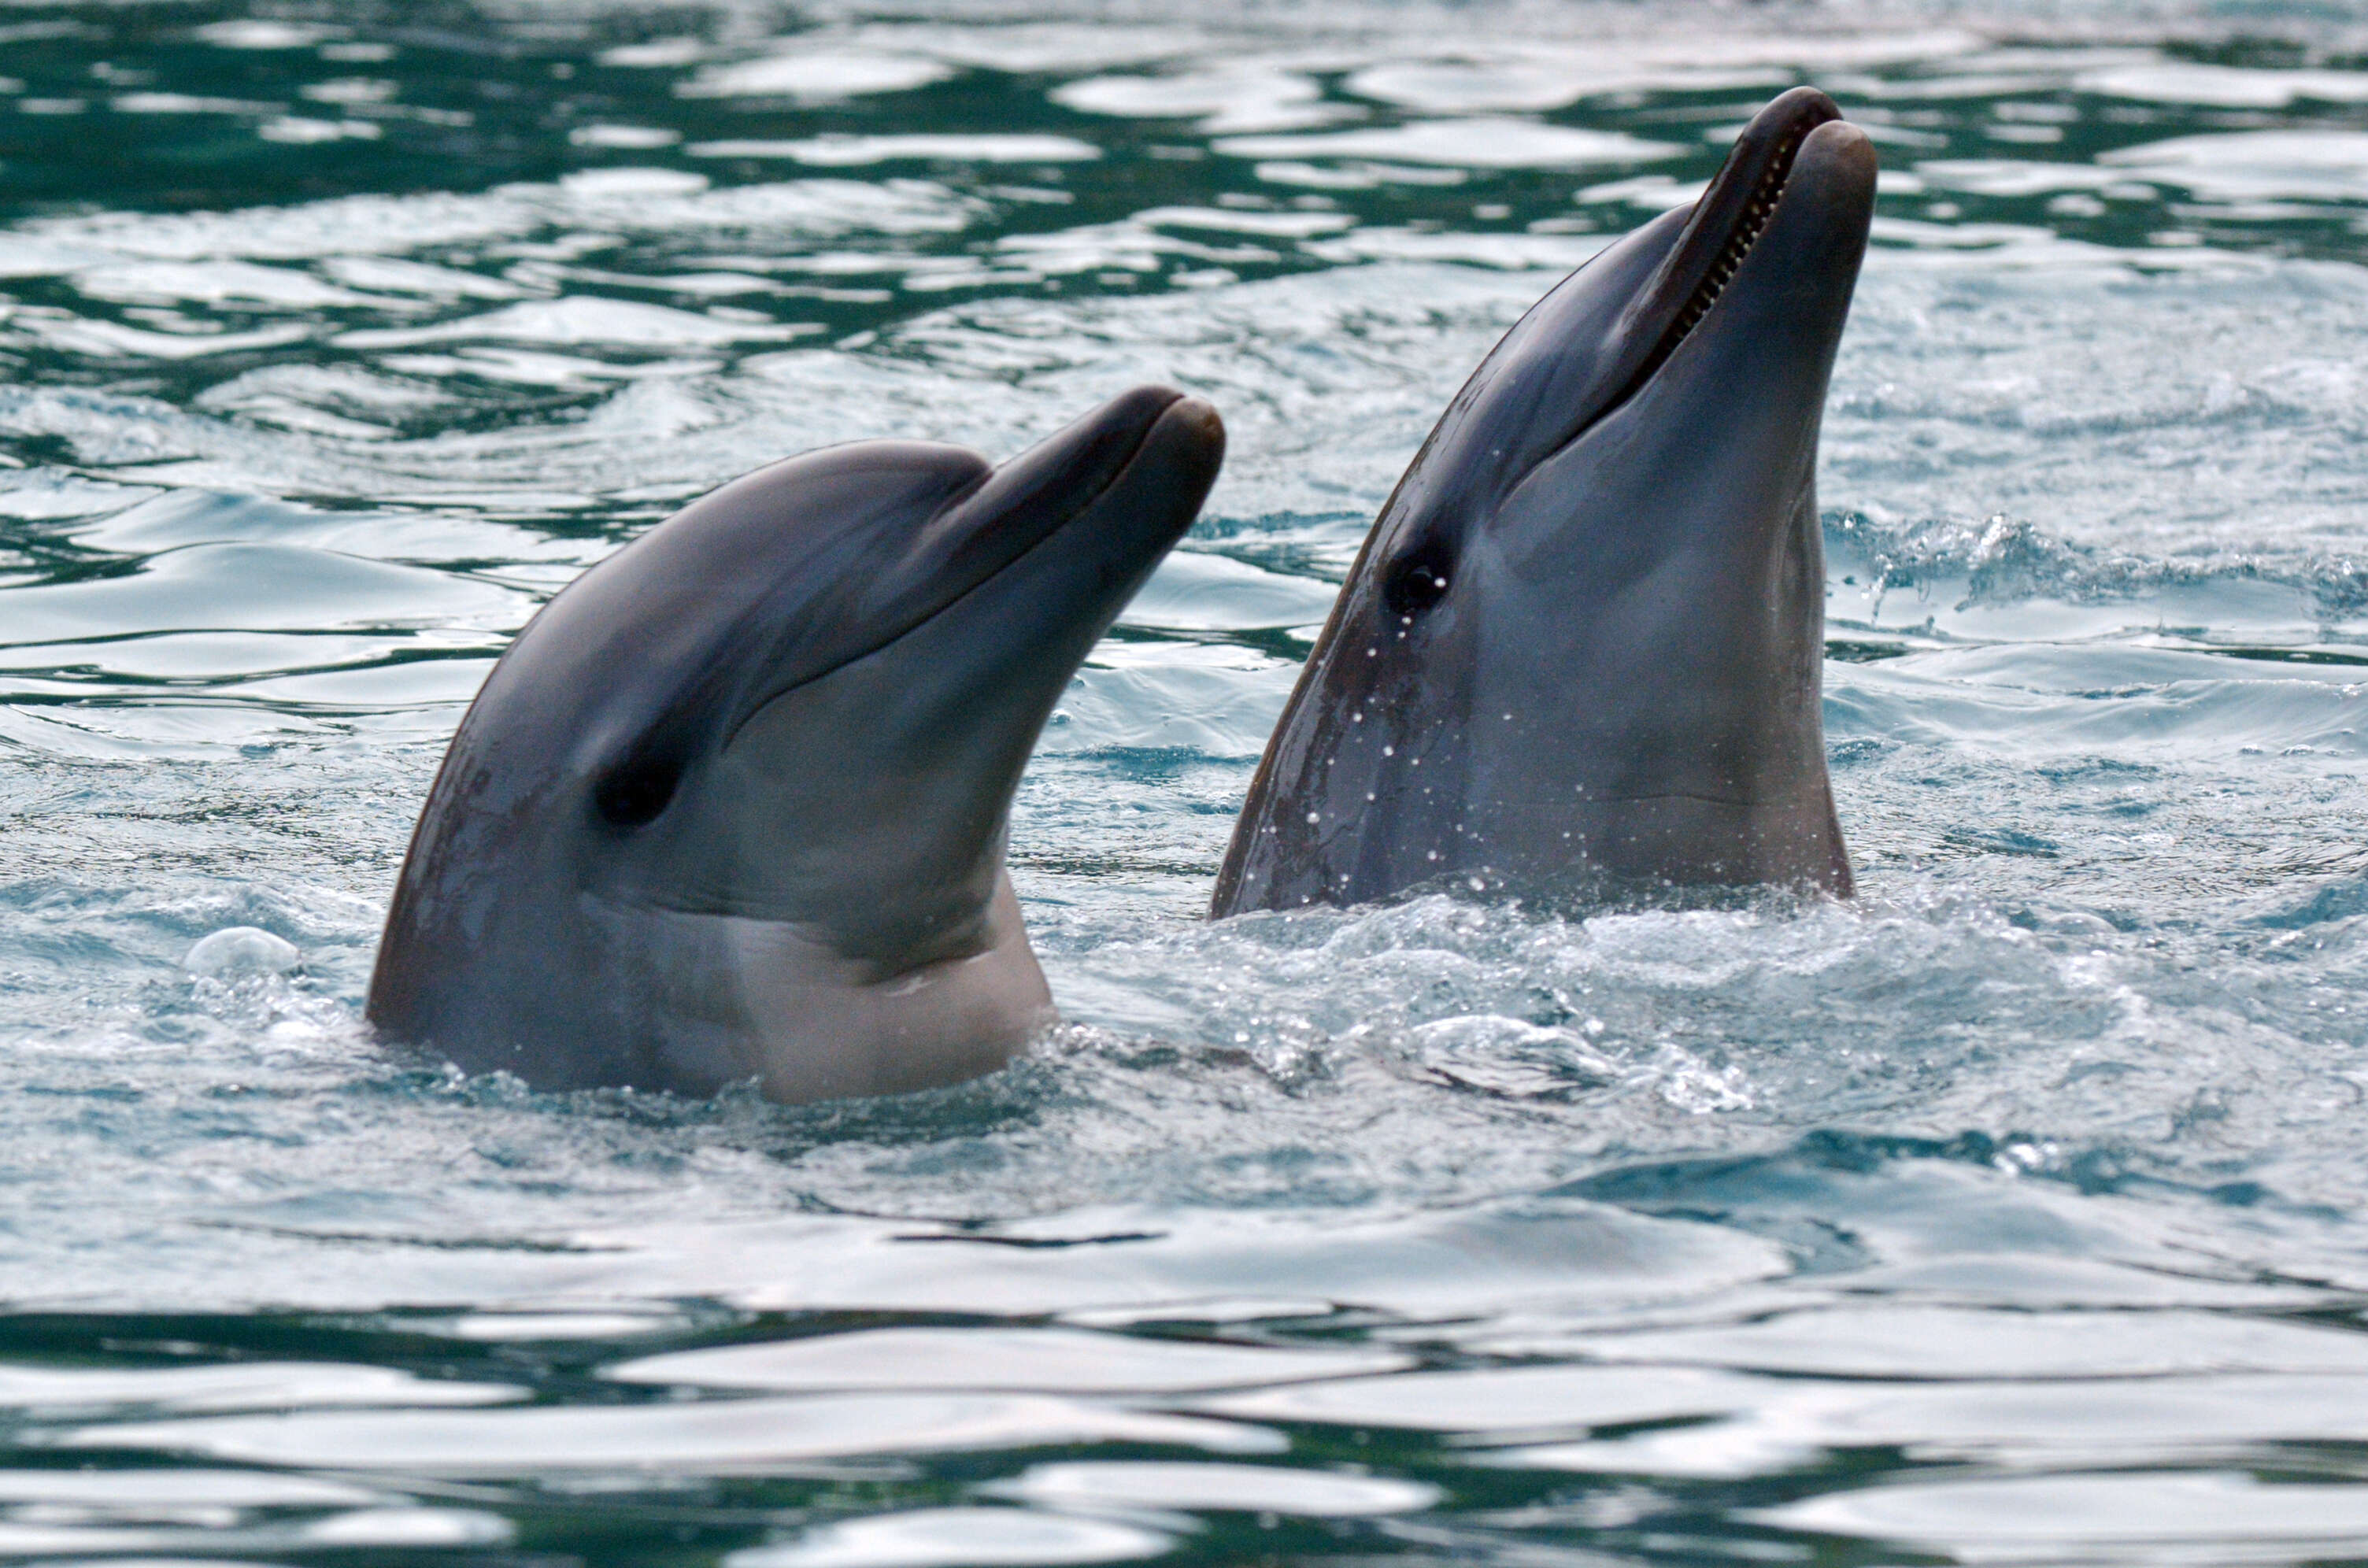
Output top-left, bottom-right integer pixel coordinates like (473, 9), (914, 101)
(369, 386), (1225, 1103)
(1211, 87), (1873, 917)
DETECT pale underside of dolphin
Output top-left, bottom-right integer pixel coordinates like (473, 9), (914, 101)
(1211, 87), (1876, 918)
(370, 386), (1224, 1103)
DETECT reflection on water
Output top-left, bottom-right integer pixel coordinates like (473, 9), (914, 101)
(7, 2), (2368, 1565)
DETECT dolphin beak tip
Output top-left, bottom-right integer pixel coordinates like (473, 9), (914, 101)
(1796, 118), (1881, 215)
(1808, 117), (1877, 170)
(1167, 394), (1225, 446)
(1145, 393), (1228, 481)
(1112, 384), (1225, 460)
(1778, 83), (1844, 122)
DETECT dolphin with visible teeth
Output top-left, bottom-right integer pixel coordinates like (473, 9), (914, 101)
(1212, 88), (1874, 915)
(371, 386), (1225, 1103)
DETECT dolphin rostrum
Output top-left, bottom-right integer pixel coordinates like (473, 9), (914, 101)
(371, 386), (1225, 1103)
(1212, 88), (1873, 917)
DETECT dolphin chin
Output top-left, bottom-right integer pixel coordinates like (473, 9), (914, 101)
(1211, 88), (1874, 918)
(370, 386), (1225, 1103)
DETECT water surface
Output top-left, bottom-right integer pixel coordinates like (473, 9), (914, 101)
(6, 2), (2368, 1564)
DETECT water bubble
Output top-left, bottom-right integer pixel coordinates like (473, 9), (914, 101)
(184, 926), (302, 978)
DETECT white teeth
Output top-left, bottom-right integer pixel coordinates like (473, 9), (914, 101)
(1620, 113), (1820, 394)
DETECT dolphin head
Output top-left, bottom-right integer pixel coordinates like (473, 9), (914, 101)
(1213, 89), (1874, 914)
(372, 386), (1224, 1098)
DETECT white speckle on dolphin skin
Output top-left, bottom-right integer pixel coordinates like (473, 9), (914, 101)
(186, 926), (300, 978)
(1206, 91), (1859, 920)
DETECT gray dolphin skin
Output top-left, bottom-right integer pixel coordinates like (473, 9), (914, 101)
(1211, 88), (1874, 917)
(370, 386), (1224, 1103)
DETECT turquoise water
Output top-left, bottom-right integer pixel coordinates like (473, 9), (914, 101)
(9, 2), (2368, 1563)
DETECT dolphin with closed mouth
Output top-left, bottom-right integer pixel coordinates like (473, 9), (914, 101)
(1212, 88), (1874, 917)
(370, 386), (1225, 1103)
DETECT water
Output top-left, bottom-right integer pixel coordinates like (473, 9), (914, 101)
(7, 0), (2368, 1562)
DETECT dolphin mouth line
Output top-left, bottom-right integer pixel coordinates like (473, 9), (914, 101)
(1652, 124), (1812, 368)
(1608, 115), (1825, 416)
(717, 390), (1185, 750)
(1526, 91), (1842, 479)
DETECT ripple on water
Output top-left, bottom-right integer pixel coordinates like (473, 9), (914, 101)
(6, 4), (2368, 1566)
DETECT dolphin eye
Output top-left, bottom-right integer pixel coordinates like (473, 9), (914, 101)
(1384, 538), (1456, 617)
(593, 755), (680, 830)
